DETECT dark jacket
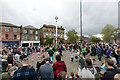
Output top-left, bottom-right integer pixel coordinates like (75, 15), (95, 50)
(12, 66), (37, 80)
(48, 50), (54, 56)
(7, 55), (13, 64)
(101, 67), (120, 80)
(36, 59), (46, 72)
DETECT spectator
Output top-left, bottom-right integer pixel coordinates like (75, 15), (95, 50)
(7, 51), (13, 65)
(0, 51), (2, 61)
(36, 54), (46, 72)
(85, 58), (97, 75)
(53, 55), (67, 80)
(8, 66), (18, 76)
(69, 72), (74, 80)
(15, 52), (20, 62)
(97, 45), (102, 61)
(38, 58), (54, 80)
(20, 52), (27, 60)
(101, 58), (120, 80)
(110, 55), (117, 66)
(12, 57), (37, 80)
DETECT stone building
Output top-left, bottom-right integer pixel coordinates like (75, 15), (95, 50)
(0, 22), (21, 49)
(40, 24), (64, 44)
(21, 25), (40, 47)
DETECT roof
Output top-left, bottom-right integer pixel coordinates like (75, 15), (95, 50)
(0, 22), (18, 27)
(41, 24), (64, 30)
(24, 25), (38, 29)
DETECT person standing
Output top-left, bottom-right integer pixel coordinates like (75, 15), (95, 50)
(15, 52), (20, 62)
(48, 48), (54, 63)
(38, 58), (54, 80)
(75, 50), (79, 62)
(12, 58), (37, 80)
(97, 45), (102, 61)
(7, 51), (13, 65)
(59, 47), (63, 56)
(82, 47), (87, 58)
(53, 55), (67, 80)
(91, 44), (96, 56)
(70, 51), (74, 62)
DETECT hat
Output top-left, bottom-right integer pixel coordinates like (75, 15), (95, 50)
(46, 58), (51, 62)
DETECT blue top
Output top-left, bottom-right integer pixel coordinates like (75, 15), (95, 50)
(70, 54), (74, 58)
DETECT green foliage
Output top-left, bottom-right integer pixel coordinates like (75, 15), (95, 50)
(43, 37), (53, 45)
(66, 29), (78, 43)
(88, 35), (101, 43)
(112, 28), (120, 43)
(101, 24), (115, 42)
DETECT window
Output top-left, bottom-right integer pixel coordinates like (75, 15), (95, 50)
(61, 32), (62, 38)
(5, 27), (9, 32)
(24, 30), (27, 33)
(49, 32), (52, 38)
(14, 28), (17, 32)
(35, 31), (38, 34)
(58, 32), (60, 37)
(24, 35), (27, 40)
(46, 31), (48, 37)
(30, 30), (33, 34)
(35, 36), (38, 40)
(29, 35), (32, 40)
(5, 34), (8, 40)
(14, 35), (17, 40)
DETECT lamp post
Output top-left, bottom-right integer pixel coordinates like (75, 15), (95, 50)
(80, 0), (82, 43)
(55, 16), (58, 48)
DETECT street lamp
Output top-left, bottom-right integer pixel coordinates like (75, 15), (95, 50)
(55, 16), (58, 48)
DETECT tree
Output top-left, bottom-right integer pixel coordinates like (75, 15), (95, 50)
(112, 28), (120, 43)
(66, 29), (78, 43)
(101, 24), (115, 42)
(88, 35), (101, 43)
(43, 37), (53, 45)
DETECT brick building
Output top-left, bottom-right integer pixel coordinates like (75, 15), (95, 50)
(21, 25), (40, 47)
(0, 22), (21, 49)
(40, 24), (64, 44)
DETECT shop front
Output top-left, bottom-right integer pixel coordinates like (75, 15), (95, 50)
(21, 41), (40, 47)
(2, 41), (19, 47)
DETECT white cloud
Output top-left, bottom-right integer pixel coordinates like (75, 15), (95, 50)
(0, 0), (119, 35)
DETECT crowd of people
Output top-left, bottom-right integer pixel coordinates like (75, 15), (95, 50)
(0, 42), (120, 80)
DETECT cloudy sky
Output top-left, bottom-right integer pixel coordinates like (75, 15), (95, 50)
(0, 0), (119, 36)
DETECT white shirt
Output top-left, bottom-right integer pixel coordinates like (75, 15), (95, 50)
(15, 54), (20, 62)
